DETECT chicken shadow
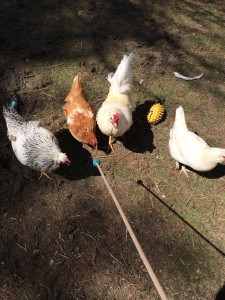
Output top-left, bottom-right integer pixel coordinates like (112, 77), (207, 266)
(119, 101), (157, 153)
(179, 160), (225, 179)
(195, 164), (225, 179)
(95, 125), (112, 154)
(215, 283), (225, 300)
(54, 129), (99, 180)
(180, 131), (225, 179)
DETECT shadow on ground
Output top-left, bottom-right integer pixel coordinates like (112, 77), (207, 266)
(0, 184), (220, 299)
(120, 101), (155, 153)
(55, 129), (99, 180)
(179, 163), (225, 179)
(215, 283), (225, 300)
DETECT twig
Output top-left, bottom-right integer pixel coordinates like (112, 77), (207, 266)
(150, 194), (155, 208)
(111, 151), (133, 167)
(127, 289), (136, 300)
(26, 83), (55, 98)
(80, 231), (96, 242)
(81, 205), (97, 216)
(70, 292), (79, 299)
(57, 253), (69, 259)
(109, 252), (123, 265)
(16, 243), (27, 251)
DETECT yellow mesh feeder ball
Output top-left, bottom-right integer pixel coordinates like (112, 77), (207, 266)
(147, 103), (165, 124)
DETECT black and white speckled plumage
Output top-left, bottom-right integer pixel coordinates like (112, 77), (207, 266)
(3, 96), (67, 173)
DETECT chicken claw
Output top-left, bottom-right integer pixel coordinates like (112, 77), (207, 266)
(180, 166), (189, 177)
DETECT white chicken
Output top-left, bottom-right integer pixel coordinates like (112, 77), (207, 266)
(169, 106), (225, 176)
(96, 53), (135, 151)
(3, 94), (71, 179)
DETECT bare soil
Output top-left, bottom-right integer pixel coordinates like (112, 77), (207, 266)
(0, 1), (225, 300)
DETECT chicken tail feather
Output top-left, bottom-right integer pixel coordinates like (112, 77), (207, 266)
(174, 106), (187, 129)
(73, 72), (90, 83)
(4, 93), (24, 115)
(65, 73), (86, 102)
(109, 53), (136, 95)
(3, 93), (26, 129)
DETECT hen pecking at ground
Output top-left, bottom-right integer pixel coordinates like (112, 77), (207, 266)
(169, 106), (225, 176)
(3, 94), (70, 179)
(63, 73), (98, 150)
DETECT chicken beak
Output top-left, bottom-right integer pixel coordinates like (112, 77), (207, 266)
(65, 159), (71, 165)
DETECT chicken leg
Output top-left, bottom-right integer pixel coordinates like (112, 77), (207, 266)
(180, 166), (190, 177)
(109, 135), (114, 152)
(39, 172), (52, 180)
(176, 161), (189, 177)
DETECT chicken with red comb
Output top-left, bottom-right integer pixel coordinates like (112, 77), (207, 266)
(96, 54), (135, 151)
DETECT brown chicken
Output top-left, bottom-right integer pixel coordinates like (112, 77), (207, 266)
(63, 74), (98, 149)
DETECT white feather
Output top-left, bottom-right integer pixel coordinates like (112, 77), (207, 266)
(173, 72), (203, 80)
(109, 53), (136, 95)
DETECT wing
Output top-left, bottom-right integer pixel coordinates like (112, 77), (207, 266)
(170, 127), (209, 166)
(21, 124), (60, 171)
(176, 129), (208, 150)
(64, 100), (96, 144)
(68, 112), (96, 142)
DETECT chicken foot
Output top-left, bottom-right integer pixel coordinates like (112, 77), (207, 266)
(176, 161), (189, 177)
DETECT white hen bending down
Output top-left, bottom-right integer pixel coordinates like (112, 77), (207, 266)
(169, 106), (225, 176)
(96, 53), (135, 151)
(3, 94), (71, 179)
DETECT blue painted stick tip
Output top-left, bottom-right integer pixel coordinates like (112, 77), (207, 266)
(93, 158), (101, 166)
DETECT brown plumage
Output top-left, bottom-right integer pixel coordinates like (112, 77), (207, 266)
(63, 74), (98, 149)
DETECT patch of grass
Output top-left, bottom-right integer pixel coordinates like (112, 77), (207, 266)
(51, 64), (80, 95)
(115, 167), (138, 182)
(192, 32), (209, 46)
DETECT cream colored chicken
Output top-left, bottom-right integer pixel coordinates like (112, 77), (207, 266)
(169, 106), (225, 176)
(96, 54), (135, 151)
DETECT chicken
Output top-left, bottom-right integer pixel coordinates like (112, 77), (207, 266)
(63, 73), (98, 149)
(169, 106), (225, 176)
(3, 94), (71, 179)
(96, 53), (135, 151)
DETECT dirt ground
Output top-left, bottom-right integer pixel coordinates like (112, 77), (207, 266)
(0, 1), (225, 299)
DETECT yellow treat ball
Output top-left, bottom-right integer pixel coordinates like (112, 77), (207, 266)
(147, 103), (164, 124)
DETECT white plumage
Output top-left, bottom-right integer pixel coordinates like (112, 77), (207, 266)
(3, 95), (70, 178)
(169, 106), (225, 175)
(96, 53), (135, 150)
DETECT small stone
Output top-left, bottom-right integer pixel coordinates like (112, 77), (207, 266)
(50, 259), (54, 267)
(68, 233), (74, 240)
